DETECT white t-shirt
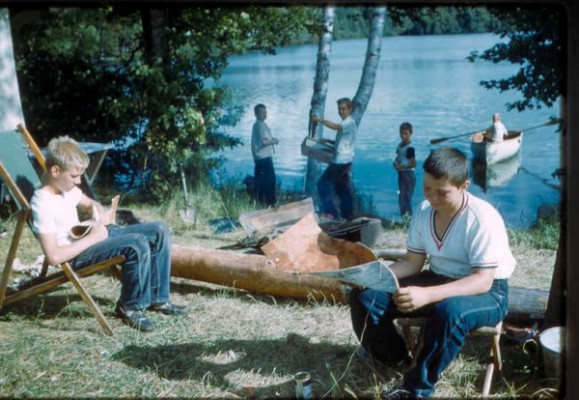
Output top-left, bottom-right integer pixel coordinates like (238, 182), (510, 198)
(333, 115), (356, 164)
(489, 121), (508, 142)
(251, 119), (274, 160)
(30, 186), (83, 247)
(407, 192), (516, 280)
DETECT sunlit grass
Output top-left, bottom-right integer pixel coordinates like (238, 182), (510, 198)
(0, 185), (562, 398)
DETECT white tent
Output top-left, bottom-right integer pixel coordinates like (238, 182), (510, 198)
(0, 8), (24, 131)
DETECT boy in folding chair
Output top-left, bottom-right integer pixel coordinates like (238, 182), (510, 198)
(30, 136), (188, 332)
(349, 147), (516, 399)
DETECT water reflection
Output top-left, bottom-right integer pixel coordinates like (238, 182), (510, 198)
(471, 155), (522, 192)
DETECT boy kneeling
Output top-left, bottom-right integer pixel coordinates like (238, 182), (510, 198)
(31, 136), (187, 332)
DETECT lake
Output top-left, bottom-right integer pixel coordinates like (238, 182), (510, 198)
(214, 33), (561, 228)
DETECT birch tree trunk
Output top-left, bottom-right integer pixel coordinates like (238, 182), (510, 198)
(304, 6), (335, 196)
(351, 7), (386, 126)
(304, 6), (386, 197)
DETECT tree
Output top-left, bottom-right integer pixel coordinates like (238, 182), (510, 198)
(351, 7), (386, 126)
(10, 5), (318, 200)
(468, 5), (566, 329)
(304, 6), (335, 196)
(467, 6), (565, 112)
(303, 6), (385, 200)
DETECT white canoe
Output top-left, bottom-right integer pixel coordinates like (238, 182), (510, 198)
(470, 130), (523, 164)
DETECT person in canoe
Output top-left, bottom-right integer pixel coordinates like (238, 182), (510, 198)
(481, 113), (508, 142)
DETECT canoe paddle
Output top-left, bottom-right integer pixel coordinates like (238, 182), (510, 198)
(429, 117), (561, 145)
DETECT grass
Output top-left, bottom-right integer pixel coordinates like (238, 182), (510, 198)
(0, 184), (563, 399)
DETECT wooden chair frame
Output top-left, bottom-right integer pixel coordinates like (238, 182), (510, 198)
(397, 317), (503, 398)
(0, 125), (124, 336)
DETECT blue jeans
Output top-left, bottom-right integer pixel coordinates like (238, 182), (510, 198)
(317, 162), (353, 219)
(71, 222), (172, 311)
(398, 169), (415, 217)
(254, 157), (276, 206)
(350, 271), (509, 398)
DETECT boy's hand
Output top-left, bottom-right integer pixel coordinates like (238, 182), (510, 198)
(393, 286), (430, 313)
(87, 222), (108, 242)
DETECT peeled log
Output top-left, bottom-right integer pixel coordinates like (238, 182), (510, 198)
(171, 245), (346, 302)
(170, 245), (549, 325)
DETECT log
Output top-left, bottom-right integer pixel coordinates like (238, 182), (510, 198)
(372, 247), (407, 261)
(505, 286), (549, 325)
(170, 245), (549, 325)
(171, 245), (346, 302)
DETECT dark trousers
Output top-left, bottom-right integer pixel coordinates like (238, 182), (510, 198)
(350, 271), (508, 398)
(398, 169), (416, 217)
(254, 157), (276, 206)
(317, 162), (353, 220)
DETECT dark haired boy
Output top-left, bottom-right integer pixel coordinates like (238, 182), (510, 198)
(251, 103), (279, 206)
(393, 122), (416, 218)
(350, 146), (516, 399)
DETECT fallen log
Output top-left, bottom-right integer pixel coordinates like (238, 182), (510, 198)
(171, 245), (347, 302)
(505, 286), (549, 326)
(372, 247), (407, 261)
(171, 246), (548, 324)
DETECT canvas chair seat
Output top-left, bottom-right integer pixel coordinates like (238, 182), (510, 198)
(0, 124), (125, 336)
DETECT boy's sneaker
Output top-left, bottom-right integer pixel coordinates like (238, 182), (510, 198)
(115, 303), (155, 332)
(148, 302), (189, 315)
(381, 384), (418, 400)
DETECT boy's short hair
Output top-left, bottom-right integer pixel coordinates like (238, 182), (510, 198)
(423, 146), (469, 186)
(254, 103), (266, 115)
(45, 136), (90, 171)
(337, 98), (353, 109)
(400, 122), (413, 133)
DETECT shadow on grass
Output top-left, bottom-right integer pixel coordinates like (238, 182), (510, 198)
(0, 289), (114, 319)
(112, 332), (389, 397)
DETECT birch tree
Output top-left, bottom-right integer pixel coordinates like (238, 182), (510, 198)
(351, 7), (386, 126)
(304, 6), (386, 196)
(304, 6), (335, 196)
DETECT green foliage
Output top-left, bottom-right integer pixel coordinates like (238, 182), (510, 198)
(332, 6), (497, 39)
(508, 215), (560, 250)
(466, 6), (565, 111)
(13, 6), (317, 201)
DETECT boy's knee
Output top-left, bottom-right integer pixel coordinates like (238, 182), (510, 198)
(122, 234), (151, 260)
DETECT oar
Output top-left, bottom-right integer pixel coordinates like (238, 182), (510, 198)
(429, 118), (561, 145)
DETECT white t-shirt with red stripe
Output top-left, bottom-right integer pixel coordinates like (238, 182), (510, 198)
(407, 191), (516, 280)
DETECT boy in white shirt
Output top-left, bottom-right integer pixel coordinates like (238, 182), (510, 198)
(312, 97), (357, 220)
(31, 136), (187, 332)
(350, 146), (515, 399)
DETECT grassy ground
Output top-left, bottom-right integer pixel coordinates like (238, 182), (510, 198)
(0, 186), (562, 399)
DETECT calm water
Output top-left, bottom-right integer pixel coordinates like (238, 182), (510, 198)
(214, 33), (561, 227)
